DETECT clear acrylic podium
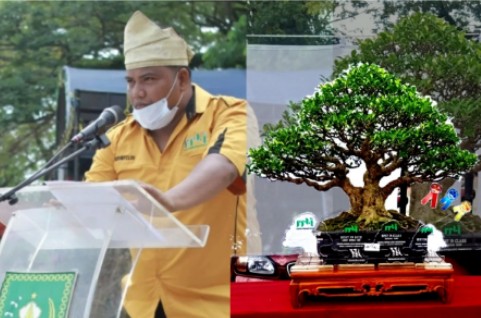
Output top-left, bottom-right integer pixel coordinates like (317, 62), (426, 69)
(0, 180), (209, 317)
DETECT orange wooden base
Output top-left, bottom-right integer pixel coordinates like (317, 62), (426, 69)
(289, 263), (454, 308)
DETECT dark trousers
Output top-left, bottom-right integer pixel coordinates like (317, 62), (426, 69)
(155, 301), (167, 318)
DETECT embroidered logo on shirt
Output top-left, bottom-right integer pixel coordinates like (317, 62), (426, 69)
(184, 132), (208, 150)
(114, 155), (135, 161)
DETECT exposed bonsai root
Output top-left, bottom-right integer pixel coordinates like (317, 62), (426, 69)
(317, 209), (423, 232)
(356, 214), (393, 227)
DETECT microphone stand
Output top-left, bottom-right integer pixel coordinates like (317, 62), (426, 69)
(0, 134), (110, 205)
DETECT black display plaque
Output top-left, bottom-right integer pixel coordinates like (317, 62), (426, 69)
(441, 221), (481, 251)
(317, 222), (431, 264)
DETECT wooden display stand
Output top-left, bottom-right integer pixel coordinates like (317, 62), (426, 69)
(289, 262), (454, 308)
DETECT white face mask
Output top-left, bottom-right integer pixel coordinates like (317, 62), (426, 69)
(133, 73), (184, 130)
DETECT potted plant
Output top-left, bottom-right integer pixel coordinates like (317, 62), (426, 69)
(332, 13), (481, 252)
(248, 63), (478, 264)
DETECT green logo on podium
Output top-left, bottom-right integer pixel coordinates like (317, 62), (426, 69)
(0, 272), (76, 318)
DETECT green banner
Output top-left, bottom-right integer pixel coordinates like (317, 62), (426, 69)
(0, 271), (77, 318)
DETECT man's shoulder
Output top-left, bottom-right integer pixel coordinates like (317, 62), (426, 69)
(194, 83), (246, 108)
(217, 95), (246, 108)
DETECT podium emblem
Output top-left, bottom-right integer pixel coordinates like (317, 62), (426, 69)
(0, 272), (77, 318)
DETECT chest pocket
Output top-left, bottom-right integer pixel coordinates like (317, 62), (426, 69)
(114, 160), (159, 181)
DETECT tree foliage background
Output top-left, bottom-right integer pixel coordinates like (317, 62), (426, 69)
(248, 0), (341, 45)
(334, 12), (481, 172)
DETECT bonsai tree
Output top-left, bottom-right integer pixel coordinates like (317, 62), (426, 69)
(248, 63), (477, 230)
(332, 13), (481, 220)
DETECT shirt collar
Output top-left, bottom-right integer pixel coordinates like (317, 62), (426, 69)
(185, 85), (196, 121)
(185, 83), (213, 121)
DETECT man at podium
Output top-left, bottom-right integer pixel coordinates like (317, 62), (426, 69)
(85, 10), (249, 318)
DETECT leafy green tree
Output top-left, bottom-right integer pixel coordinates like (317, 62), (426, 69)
(248, 0), (342, 45)
(202, 15), (247, 69)
(377, 0), (481, 31)
(248, 63), (477, 229)
(334, 13), (481, 172)
(189, 1), (247, 68)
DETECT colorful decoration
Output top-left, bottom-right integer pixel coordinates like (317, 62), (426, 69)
(453, 201), (472, 222)
(421, 183), (442, 209)
(440, 188), (459, 211)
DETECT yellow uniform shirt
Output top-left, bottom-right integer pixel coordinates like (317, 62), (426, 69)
(85, 84), (247, 318)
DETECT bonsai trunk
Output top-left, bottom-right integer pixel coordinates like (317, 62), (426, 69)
(349, 183), (393, 227)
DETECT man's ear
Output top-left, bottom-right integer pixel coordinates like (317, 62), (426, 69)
(178, 67), (191, 90)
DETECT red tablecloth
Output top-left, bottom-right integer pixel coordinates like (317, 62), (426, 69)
(231, 274), (481, 318)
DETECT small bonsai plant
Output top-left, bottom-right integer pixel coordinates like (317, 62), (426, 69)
(248, 63), (477, 231)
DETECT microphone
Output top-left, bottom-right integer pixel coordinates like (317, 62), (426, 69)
(71, 105), (125, 143)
